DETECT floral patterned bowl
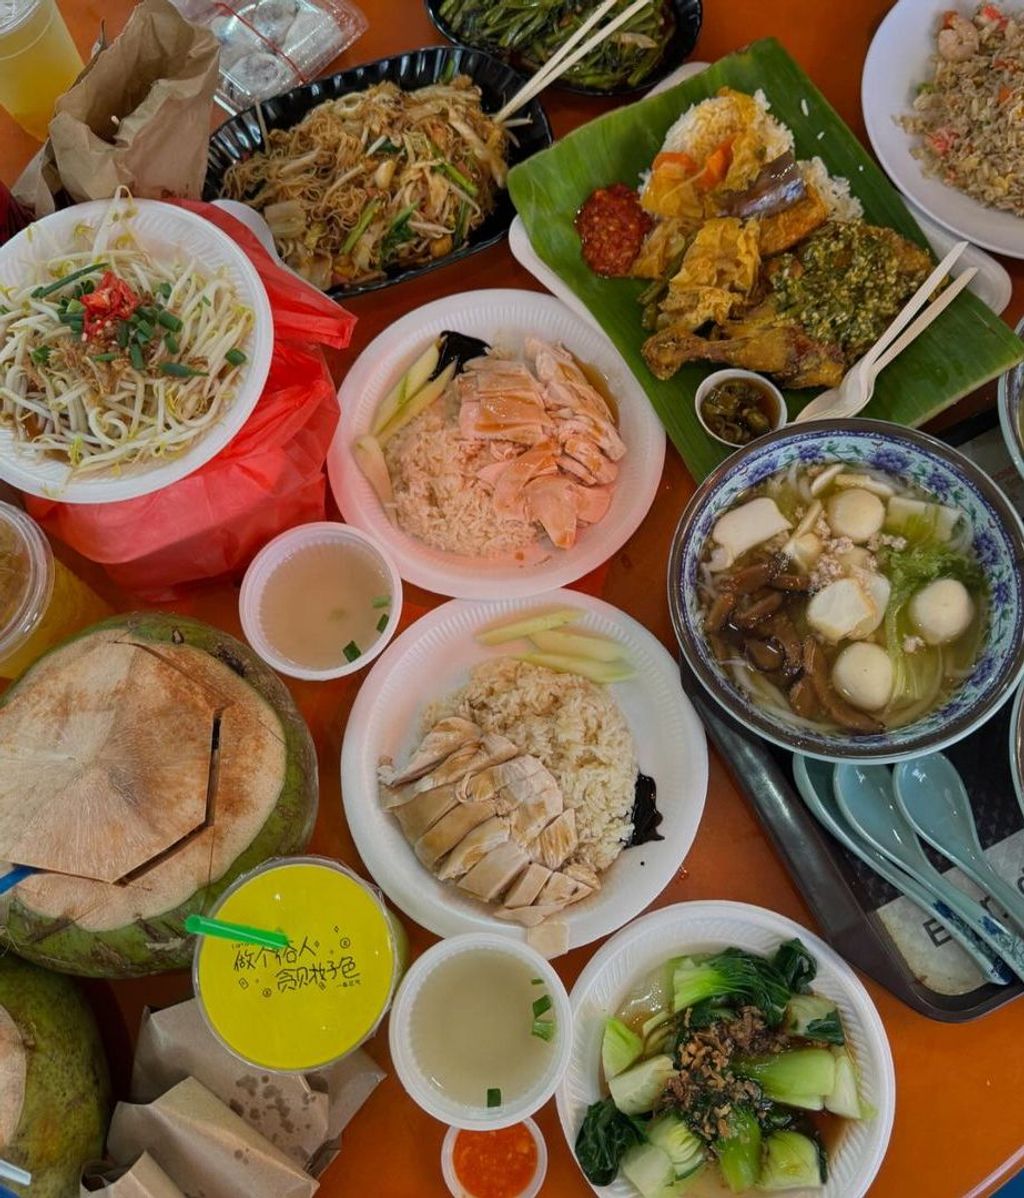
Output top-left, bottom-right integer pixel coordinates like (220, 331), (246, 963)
(668, 419), (1024, 763)
(997, 316), (1024, 482)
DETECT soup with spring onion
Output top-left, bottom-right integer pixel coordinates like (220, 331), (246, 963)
(697, 461), (987, 734)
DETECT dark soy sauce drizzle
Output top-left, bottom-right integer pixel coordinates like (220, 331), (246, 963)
(628, 773), (662, 846)
(434, 330), (491, 378)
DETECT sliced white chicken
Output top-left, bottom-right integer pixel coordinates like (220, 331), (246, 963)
(392, 783), (460, 841)
(494, 902), (570, 927)
(410, 733), (520, 794)
(380, 717), (481, 787)
(437, 816), (511, 881)
(709, 498), (791, 572)
(533, 810), (578, 870)
(502, 861), (553, 908)
(460, 754), (547, 804)
(537, 869), (593, 907)
(807, 577), (878, 644)
(525, 919), (569, 958)
(414, 800), (497, 869)
(510, 776), (564, 844)
(457, 842), (530, 902)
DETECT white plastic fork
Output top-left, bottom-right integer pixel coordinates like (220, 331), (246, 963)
(793, 240), (972, 424)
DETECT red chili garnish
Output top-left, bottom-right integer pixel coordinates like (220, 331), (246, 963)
(452, 1124), (538, 1198)
(575, 183), (653, 278)
(80, 271), (140, 340)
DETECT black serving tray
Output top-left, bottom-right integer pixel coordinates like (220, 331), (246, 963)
(204, 46), (553, 300)
(424, 0), (703, 97)
(677, 408), (1024, 1022)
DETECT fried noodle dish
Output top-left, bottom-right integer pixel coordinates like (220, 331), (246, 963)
(0, 191), (253, 475)
(221, 78), (509, 288)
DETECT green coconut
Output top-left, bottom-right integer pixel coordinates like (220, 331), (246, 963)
(0, 954), (109, 1196)
(0, 613), (318, 977)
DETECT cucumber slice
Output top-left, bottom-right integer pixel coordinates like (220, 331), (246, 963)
(376, 361), (456, 445)
(516, 651), (635, 684)
(647, 1112), (704, 1180)
(530, 628), (626, 662)
(602, 1017), (643, 1081)
(607, 1054), (677, 1116)
(824, 1048), (861, 1118)
(475, 608), (581, 645)
(352, 435), (394, 518)
(757, 1131), (826, 1190)
(371, 340), (440, 435)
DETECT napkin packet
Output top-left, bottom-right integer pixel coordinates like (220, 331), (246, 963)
(80, 998), (385, 1196)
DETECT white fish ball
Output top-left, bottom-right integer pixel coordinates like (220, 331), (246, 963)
(832, 642), (894, 711)
(826, 489), (885, 544)
(909, 578), (975, 645)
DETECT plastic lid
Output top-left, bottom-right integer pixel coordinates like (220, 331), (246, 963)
(0, 502), (53, 664)
(193, 856), (400, 1072)
(0, 0), (41, 36)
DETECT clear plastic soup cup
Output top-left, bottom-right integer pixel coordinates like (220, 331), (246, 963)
(694, 368), (788, 449)
(441, 1118), (548, 1198)
(193, 856), (403, 1073)
(239, 521), (403, 681)
(389, 933), (573, 1132)
(0, 501), (53, 672)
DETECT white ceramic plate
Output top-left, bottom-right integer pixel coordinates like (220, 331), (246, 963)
(339, 589), (708, 954)
(0, 199), (273, 504)
(558, 901), (896, 1198)
(327, 289), (666, 599)
(863, 0), (1024, 260)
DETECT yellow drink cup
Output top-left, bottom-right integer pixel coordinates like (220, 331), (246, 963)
(0, 0), (83, 141)
(194, 857), (403, 1072)
(0, 501), (111, 680)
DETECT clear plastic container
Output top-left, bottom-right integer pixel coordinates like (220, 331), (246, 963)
(170, 0), (367, 114)
(0, 0), (83, 140)
(193, 856), (405, 1073)
(0, 501), (111, 680)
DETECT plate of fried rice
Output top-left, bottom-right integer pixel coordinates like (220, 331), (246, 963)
(863, 0), (1024, 258)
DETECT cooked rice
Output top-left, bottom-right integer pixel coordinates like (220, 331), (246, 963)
(802, 157), (864, 220)
(901, 5), (1024, 216)
(384, 392), (539, 558)
(660, 88), (793, 163)
(424, 657), (638, 871)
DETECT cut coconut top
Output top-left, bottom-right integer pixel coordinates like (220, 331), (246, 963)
(0, 1006), (25, 1147)
(0, 642), (214, 883)
(0, 629), (292, 932)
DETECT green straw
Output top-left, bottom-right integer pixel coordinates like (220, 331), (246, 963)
(185, 914), (289, 950)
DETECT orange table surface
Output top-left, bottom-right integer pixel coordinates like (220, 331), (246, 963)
(2, 2), (1024, 1196)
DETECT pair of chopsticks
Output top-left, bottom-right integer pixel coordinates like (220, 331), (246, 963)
(495, 0), (654, 123)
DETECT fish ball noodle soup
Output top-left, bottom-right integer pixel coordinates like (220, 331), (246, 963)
(697, 460), (987, 736)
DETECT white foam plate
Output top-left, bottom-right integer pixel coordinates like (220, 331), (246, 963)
(327, 289), (666, 599)
(863, 0), (1024, 260)
(340, 589), (708, 955)
(0, 199), (273, 504)
(558, 900), (896, 1198)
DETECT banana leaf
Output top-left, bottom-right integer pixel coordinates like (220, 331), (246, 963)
(508, 37), (1024, 481)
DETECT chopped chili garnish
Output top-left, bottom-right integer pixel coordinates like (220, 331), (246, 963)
(80, 271), (140, 340)
(452, 1123), (538, 1198)
(575, 183), (653, 278)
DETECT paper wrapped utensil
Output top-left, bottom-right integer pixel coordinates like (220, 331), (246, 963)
(14, 0), (220, 218)
(130, 998), (384, 1174)
(81, 1153), (185, 1197)
(106, 1078), (318, 1198)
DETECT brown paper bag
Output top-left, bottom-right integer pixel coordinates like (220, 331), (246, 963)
(13, 0), (219, 218)
(107, 1078), (318, 1198)
(81, 1153), (185, 1197)
(130, 999), (384, 1174)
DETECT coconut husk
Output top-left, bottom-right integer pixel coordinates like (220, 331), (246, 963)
(130, 999), (384, 1176)
(0, 1006), (25, 1147)
(106, 1078), (317, 1198)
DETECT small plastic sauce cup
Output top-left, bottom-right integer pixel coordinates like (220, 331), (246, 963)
(193, 856), (404, 1072)
(441, 1119), (548, 1198)
(0, 501), (111, 680)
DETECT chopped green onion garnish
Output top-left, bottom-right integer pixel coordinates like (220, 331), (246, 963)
(90, 352), (118, 362)
(486, 1087), (501, 1108)
(530, 977), (544, 985)
(156, 281), (172, 299)
(371, 595), (391, 608)
(225, 348), (247, 367)
(64, 298), (84, 314)
(164, 333), (180, 354)
(133, 318), (154, 341)
(116, 321), (130, 348)
(136, 306), (158, 321)
(376, 614), (388, 633)
(129, 343), (145, 371)
(31, 261), (107, 299)
(30, 346), (52, 364)
(532, 994), (552, 1018)
(343, 641), (362, 662)
(159, 361), (207, 378)
(341, 198), (381, 256)
(531, 1019), (555, 1042)
(157, 309), (183, 332)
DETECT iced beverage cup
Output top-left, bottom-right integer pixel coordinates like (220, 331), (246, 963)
(0, 0), (83, 141)
(194, 857), (404, 1072)
(0, 502), (111, 679)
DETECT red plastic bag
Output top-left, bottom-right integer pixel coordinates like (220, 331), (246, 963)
(26, 202), (355, 596)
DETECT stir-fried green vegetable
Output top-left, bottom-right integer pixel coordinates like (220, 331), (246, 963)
(575, 1095), (645, 1185)
(436, 0), (676, 91)
(671, 948), (790, 1025)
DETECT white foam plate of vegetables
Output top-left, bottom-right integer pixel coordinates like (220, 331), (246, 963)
(559, 901), (895, 1198)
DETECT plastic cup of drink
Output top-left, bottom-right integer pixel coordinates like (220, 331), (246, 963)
(193, 856), (405, 1072)
(0, 501), (111, 680)
(0, 0), (83, 141)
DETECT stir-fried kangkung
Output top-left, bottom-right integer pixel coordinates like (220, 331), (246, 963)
(221, 78), (508, 288)
(575, 88), (935, 388)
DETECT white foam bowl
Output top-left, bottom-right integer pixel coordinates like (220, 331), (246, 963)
(239, 521), (402, 681)
(389, 933), (573, 1131)
(558, 901), (896, 1198)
